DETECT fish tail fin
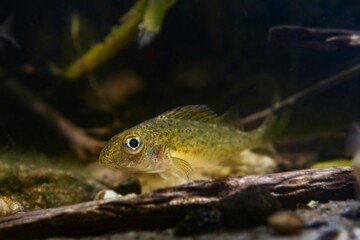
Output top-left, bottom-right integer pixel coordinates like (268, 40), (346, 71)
(345, 122), (360, 157)
(253, 114), (276, 153)
(0, 15), (20, 48)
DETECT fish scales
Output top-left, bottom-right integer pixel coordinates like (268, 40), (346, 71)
(157, 120), (254, 159)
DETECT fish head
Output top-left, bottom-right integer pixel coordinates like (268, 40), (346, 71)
(99, 125), (171, 173)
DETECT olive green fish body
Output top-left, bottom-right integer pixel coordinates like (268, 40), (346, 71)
(99, 105), (272, 181)
(151, 119), (262, 164)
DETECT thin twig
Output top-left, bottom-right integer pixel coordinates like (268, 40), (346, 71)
(241, 63), (360, 125)
(3, 79), (106, 160)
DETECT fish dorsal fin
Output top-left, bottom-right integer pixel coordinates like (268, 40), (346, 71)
(216, 107), (243, 130)
(157, 105), (218, 123)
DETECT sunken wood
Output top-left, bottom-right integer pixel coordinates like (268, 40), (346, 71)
(0, 167), (354, 238)
(268, 25), (360, 50)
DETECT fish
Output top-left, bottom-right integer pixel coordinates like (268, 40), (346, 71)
(99, 105), (274, 182)
(0, 15), (20, 48)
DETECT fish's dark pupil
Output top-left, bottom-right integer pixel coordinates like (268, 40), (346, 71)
(129, 138), (139, 148)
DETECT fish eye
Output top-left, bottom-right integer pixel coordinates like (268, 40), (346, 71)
(124, 135), (143, 154)
(129, 138), (140, 148)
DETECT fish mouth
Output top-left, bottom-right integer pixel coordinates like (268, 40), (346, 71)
(99, 156), (145, 172)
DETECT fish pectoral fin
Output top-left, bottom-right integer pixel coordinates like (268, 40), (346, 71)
(171, 157), (193, 181)
(158, 172), (171, 180)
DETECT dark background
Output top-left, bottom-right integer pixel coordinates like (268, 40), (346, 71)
(0, 0), (359, 155)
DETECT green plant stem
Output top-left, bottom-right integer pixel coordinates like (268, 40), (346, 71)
(63, 0), (148, 80)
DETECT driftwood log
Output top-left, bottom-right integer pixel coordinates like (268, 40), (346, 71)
(0, 167), (354, 238)
(268, 25), (360, 50)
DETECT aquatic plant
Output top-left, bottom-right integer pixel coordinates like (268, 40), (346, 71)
(62, 0), (176, 80)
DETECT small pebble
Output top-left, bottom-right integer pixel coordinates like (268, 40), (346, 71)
(0, 198), (12, 216)
(307, 200), (319, 209)
(0, 196), (24, 217)
(297, 200), (319, 210)
(267, 211), (304, 235)
(341, 202), (360, 219)
(95, 190), (120, 200)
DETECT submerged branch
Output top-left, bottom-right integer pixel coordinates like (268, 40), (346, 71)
(0, 167), (354, 238)
(3, 79), (105, 160)
(269, 25), (360, 50)
(241, 62), (360, 125)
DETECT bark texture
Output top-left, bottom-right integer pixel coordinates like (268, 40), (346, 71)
(0, 167), (354, 239)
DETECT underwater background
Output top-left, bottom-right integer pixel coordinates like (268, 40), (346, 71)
(1, 1), (360, 238)
(0, 0), (359, 158)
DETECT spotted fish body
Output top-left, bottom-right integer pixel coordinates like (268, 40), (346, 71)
(99, 105), (273, 181)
